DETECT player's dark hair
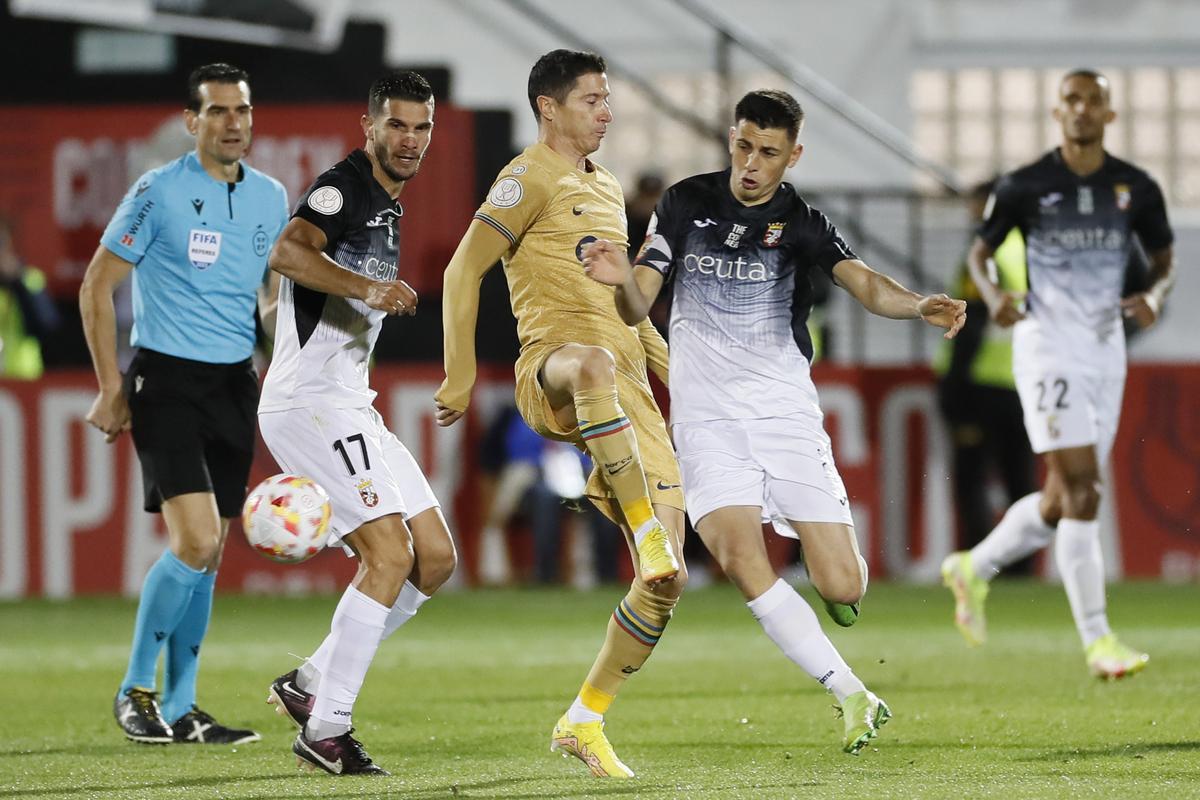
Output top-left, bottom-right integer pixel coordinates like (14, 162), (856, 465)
(734, 90), (805, 140)
(368, 70), (434, 117)
(528, 49), (607, 121)
(1060, 68), (1110, 101)
(186, 63), (249, 111)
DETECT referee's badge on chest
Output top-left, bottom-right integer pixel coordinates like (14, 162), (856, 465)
(188, 229), (222, 270)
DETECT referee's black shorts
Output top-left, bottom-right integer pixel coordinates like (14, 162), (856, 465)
(124, 348), (259, 518)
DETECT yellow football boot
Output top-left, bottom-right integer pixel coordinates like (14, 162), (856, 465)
(635, 522), (679, 585)
(550, 714), (635, 778)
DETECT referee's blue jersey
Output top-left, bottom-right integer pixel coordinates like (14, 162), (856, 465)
(101, 151), (289, 364)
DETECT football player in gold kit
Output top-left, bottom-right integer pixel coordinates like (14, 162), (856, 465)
(436, 49), (682, 778)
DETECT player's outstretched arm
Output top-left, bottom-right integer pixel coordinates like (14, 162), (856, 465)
(79, 246), (134, 443)
(435, 220), (511, 427)
(1121, 245), (1175, 329)
(581, 239), (664, 325)
(833, 258), (966, 339)
(269, 218), (417, 314)
(967, 236), (1025, 328)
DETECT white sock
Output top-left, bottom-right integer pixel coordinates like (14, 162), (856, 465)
(299, 581), (430, 693)
(633, 518), (660, 548)
(382, 581), (430, 641)
(567, 696), (603, 724)
(297, 588), (357, 693)
(306, 586), (389, 741)
(1054, 518), (1111, 647)
(747, 579), (865, 703)
(970, 492), (1055, 580)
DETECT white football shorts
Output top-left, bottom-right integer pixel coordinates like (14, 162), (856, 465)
(672, 416), (854, 538)
(258, 405), (439, 549)
(1013, 368), (1125, 466)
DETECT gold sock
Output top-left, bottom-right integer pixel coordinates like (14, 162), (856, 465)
(582, 583), (678, 698)
(574, 386), (654, 531)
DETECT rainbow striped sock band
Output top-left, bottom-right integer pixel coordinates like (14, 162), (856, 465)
(579, 416), (632, 441)
(613, 599), (664, 646)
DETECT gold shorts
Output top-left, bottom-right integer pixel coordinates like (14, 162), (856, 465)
(514, 342), (684, 526)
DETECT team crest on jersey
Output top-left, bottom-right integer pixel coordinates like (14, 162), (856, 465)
(188, 229), (221, 269)
(1114, 183), (1131, 211)
(762, 222), (786, 247)
(356, 478), (379, 508)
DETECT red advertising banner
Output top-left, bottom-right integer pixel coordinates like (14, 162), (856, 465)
(0, 364), (1197, 597)
(0, 103), (477, 296)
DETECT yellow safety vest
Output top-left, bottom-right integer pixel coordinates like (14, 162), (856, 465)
(933, 229), (1027, 389)
(0, 267), (48, 380)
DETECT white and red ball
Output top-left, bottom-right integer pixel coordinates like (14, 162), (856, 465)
(241, 474), (333, 564)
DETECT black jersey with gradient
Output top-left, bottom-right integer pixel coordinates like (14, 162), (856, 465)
(260, 150), (405, 411)
(979, 149), (1172, 353)
(635, 169), (856, 422)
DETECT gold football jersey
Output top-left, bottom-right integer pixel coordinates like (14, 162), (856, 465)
(474, 142), (641, 357)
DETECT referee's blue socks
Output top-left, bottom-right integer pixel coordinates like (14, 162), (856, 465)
(161, 570), (217, 724)
(120, 550), (206, 695)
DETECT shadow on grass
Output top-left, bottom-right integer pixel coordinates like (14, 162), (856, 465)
(0, 771), (296, 798)
(1018, 740), (1200, 761)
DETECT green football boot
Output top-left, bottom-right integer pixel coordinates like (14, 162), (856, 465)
(941, 551), (989, 646)
(839, 690), (891, 755)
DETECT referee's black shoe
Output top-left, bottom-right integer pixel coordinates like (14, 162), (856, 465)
(114, 687), (173, 744)
(171, 706), (262, 745)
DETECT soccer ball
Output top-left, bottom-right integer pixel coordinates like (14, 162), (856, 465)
(241, 474), (333, 564)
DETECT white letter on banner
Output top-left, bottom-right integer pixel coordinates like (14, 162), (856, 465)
(123, 453), (169, 596)
(0, 391), (27, 597)
(388, 382), (465, 588)
(41, 390), (115, 598)
(880, 384), (953, 582)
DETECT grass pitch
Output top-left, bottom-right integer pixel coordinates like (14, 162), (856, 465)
(2, 581), (1198, 799)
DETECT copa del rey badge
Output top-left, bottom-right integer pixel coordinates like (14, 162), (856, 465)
(356, 478), (379, 508)
(762, 221), (786, 247)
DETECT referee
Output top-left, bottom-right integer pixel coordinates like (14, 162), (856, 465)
(80, 63), (288, 745)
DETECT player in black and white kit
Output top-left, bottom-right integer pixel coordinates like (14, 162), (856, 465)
(258, 72), (457, 775)
(942, 69), (1175, 680)
(583, 90), (965, 754)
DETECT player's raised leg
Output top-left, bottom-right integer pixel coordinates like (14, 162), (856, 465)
(796, 516), (869, 628)
(540, 345), (679, 584)
(551, 502), (686, 777)
(699, 508), (888, 754)
(942, 487), (1056, 646)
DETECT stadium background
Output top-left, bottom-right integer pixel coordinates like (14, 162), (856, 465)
(1, 0), (1198, 599)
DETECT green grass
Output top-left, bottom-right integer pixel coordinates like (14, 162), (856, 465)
(1, 582), (1198, 799)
